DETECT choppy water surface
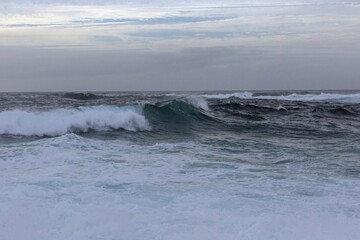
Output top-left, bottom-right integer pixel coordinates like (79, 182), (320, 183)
(1, 91), (360, 240)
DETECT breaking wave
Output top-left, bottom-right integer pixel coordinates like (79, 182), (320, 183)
(0, 106), (150, 137)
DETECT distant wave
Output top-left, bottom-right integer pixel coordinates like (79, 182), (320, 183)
(202, 92), (360, 103)
(0, 106), (150, 137)
(202, 92), (254, 99)
(63, 92), (100, 100)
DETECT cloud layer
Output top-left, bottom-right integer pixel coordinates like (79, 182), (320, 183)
(0, 1), (359, 91)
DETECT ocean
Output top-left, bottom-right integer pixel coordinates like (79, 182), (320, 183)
(0, 90), (359, 240)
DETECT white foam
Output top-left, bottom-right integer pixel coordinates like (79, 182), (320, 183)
(202, 92), (360, 103)
(0, 105), (150, 136)
(1, 135), (360, 240)
(184, 96), (210, 111)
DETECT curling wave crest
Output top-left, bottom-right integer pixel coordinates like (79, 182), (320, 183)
(0, 105), (150, 137)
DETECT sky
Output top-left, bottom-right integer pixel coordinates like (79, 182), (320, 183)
(0, 0), (360, 91)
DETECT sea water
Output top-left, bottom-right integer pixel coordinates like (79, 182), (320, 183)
(0, 91), (359, 240)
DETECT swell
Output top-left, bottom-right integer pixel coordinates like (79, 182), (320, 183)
(209, 100), (360, 138)
(213, 101), (359, 117)
(213, 102), (286, 112)
(312, 106), (358, 116)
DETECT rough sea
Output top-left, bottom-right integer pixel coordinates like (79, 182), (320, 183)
(0, 90), (360, 240)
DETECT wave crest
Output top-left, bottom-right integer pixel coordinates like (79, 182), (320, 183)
(0, 106), (150, 137)
(184, 96), (209, 111)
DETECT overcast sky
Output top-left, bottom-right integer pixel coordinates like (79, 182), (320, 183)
(0, 0), (359, 91)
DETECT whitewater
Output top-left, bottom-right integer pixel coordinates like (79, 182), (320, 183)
(0, 91), (360, 240)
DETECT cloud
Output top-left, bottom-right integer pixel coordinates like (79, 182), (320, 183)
(0, 0), (360, 91)
(1, 1), (359, 50)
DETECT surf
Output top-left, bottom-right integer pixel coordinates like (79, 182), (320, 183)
(0, 105), (150, 137)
